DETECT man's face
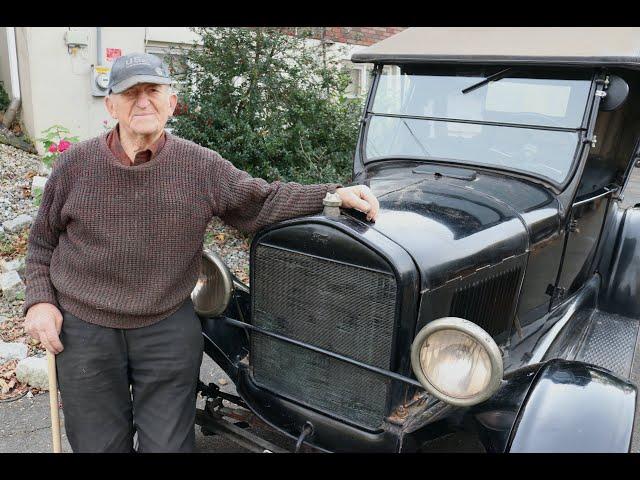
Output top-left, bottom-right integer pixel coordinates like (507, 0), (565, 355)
(104, 83), (177, 137)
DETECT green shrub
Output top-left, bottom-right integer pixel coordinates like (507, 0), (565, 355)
(170, 27), (364, 185)
(0, 82), (9, 111)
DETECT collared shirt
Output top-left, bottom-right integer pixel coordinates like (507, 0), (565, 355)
(106, 124), (166, 166)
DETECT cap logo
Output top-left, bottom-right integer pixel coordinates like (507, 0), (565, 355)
(125, 57), (152, 68)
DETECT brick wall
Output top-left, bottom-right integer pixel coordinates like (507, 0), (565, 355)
(280, 27), (406, 46)
(322, 27), (406, 46)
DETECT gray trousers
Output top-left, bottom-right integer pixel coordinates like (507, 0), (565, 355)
(56, 297), (204, 453)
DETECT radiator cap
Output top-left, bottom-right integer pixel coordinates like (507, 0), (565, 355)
(322, 192), (342, 217)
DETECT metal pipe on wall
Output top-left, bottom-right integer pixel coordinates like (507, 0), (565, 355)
(2, 27), (22, 129)
(96, 27), (102, 65)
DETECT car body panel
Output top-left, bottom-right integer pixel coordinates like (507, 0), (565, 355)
(508, 360), (636, 452)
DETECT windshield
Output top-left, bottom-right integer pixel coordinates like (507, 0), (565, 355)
(366, 67), (593, 184)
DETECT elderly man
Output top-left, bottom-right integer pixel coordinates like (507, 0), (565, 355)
(22, 53), (379, 453)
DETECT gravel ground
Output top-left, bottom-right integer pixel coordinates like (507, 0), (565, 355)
(0, 143), (44, 371)
(0, 143), (42, 225)
(203, 218), (251, 285)
(0, 142), (250, 400)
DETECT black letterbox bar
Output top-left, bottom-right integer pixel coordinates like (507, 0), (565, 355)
(221, 316), (424, 388)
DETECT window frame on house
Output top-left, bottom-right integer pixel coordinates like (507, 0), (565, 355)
(144, 43), (194, 94)
(144, 43), (197, 131)
(343, 62), (375, 98)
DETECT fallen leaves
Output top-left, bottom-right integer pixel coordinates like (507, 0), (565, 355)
(12, 230), (29, 257)
(0, 229), (29, 259)
(0, 316), (26, 343)
(0, 359), (29, 400)
(1, 309), (46, 362)
(1, 360), (19, 380)
(1, 377), (16, 394)
(234, 267), (250, 285)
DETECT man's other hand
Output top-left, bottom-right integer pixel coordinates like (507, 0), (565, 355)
(335, 185), (380, 222)
(24, 303), (64, 354)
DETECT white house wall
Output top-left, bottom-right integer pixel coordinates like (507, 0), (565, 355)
(0, 29), (12, 102)
(15, 27), (145, 153)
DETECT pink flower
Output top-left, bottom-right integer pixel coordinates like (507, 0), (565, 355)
(58, 140), (71, 152)
(48, 143), (58, 153)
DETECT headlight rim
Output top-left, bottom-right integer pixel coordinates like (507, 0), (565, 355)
(191, 248), (234, 317)
(410, 317), (503, 407)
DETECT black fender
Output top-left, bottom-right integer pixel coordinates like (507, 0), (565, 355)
(508, 359), (636, 452)
(599, 205), (640, 317)
(403, 364), (540, 453)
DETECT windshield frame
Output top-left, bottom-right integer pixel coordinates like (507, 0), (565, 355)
(360, 64), (598, 192)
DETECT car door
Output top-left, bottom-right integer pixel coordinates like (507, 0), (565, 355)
(553, 186), (617, 306)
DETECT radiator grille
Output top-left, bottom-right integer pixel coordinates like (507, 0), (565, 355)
(251, 244), (397, 430)
(449, 267), (522, 337)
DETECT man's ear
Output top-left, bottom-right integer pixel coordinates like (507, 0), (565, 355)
(104, 95), (118, 120)
(168, 92), (178, 117)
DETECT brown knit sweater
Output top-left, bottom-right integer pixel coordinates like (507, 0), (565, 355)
(23, 132), (340, 328)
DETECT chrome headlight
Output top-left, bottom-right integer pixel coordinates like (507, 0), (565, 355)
(410, 317), (503, 407)
(191, 249), (234, 317)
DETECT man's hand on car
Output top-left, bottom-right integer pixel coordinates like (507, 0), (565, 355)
(24, 303), (64, 354)
(335, 185), (380, 222)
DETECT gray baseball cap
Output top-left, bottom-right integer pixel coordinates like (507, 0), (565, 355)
(107, 52), (172, 94)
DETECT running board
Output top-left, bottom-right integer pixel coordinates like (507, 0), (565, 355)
(545, 308), (640, 380)
(574, 311), (640, 379)
(630, 316), (640, 453)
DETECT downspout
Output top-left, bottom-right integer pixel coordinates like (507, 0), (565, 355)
(96, 27), (102, 64)
(2, 27), (21, 129)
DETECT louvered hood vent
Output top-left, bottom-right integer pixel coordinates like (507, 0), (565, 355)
(449, 267), (522, 337)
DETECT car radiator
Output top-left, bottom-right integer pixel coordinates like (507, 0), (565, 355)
(251, 244), (398, 430)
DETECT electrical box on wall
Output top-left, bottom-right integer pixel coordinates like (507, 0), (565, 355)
(91, 65), (111, 97)
(64, 30), (90, 47)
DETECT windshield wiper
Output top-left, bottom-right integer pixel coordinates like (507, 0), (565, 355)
(401, 119), (431, 157)
(461, 67), (513, 95)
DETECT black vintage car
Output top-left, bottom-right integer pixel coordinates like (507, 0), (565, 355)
(191, 28), (640, 452)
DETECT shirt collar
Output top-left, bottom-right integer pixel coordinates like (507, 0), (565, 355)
(106, 123), (166, 166)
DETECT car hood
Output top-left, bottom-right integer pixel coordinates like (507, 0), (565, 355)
(358, 162), (557, 291)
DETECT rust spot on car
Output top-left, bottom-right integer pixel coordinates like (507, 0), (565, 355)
(387, 392), (431, 425)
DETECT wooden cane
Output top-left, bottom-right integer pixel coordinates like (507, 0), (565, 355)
(46, 350), (62, 453)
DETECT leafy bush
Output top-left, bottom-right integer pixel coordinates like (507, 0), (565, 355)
(0, 82), (9, 111)
(170, 27), (364, 185)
